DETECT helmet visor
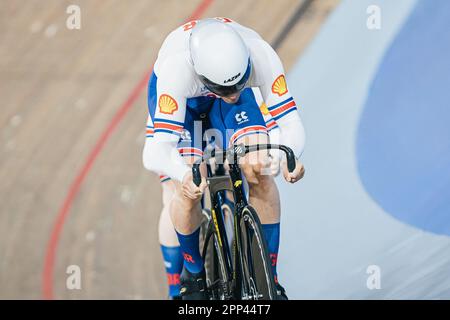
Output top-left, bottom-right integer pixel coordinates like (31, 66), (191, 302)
(199, 59), (251, 97)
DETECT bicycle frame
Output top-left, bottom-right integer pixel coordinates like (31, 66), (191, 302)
(195, 144), (296, 299)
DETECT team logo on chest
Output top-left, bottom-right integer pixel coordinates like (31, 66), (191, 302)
(271, 75), (288, 96)
(159, 94), (178, 114)
(235, 111), (249, 124)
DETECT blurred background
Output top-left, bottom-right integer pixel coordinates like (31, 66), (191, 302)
(1, 0), (449, 299)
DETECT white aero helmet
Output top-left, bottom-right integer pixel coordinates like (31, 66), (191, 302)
(189, 19), (251, 97)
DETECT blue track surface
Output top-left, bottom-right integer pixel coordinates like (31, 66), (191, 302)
(280, 0), (450, 299)
(356, 0), (450, 236)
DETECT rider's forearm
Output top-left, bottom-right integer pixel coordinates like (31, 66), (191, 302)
(268, 125), (281, 145)
(277, 111), (305, 159)
(143, 139), (190, 182)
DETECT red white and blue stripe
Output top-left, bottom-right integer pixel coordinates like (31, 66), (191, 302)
(153, 118), (184, 137)
(159, 175), (171, 183)
(177, 147), (203, 158)
(146, 125), (154, 138)
(265, 119), (279, 132)
(268, 97), (297, 121)
(229, 125), (268, 145)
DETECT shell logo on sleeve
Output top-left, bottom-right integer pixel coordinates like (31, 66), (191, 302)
(260, 102), (270, 116)
(271, 75), (288, 96)
(158, 94), (178, 114)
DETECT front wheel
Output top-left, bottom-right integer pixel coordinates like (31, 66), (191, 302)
(201, 209), (232, 300)
(239, 206), (278, 300)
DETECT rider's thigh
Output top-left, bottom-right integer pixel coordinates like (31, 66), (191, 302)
(161, 179), (176, 205)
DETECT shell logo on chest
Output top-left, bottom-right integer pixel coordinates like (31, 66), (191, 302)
(158, 94), (178, 114)
(271, 75), (288, 96)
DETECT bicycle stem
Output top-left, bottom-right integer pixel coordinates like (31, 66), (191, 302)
(192, 144), (297, 186)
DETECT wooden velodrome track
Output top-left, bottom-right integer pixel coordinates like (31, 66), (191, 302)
(0, 0), (338, 299)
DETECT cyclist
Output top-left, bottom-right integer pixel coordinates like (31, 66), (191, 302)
(148, 89), (280, 300)
(143, 18), (305, 300)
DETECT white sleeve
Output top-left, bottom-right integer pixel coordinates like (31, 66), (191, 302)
(254, 39), (306, 158)
(275, 111), (305, 159)
(143, 132), (191, 182)
(142, 58), (193, 182)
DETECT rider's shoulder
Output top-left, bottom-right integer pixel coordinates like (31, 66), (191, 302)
(155, 53), (198, 96)
(156, 52), (191, 74)
(248, 38), (279, 62)
(246, 38), (283, 87)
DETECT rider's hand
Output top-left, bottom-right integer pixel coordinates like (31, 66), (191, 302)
(282, 158), (305, 183)
(182, 171), (207, 200)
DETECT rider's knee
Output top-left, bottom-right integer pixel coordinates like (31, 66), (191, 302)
(240, 157), (273, 188)
(234, 132), (272, 186)
(172, 182), (201, 211)
(161, 180), (176, 206)
(164, 151), (204, 210)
